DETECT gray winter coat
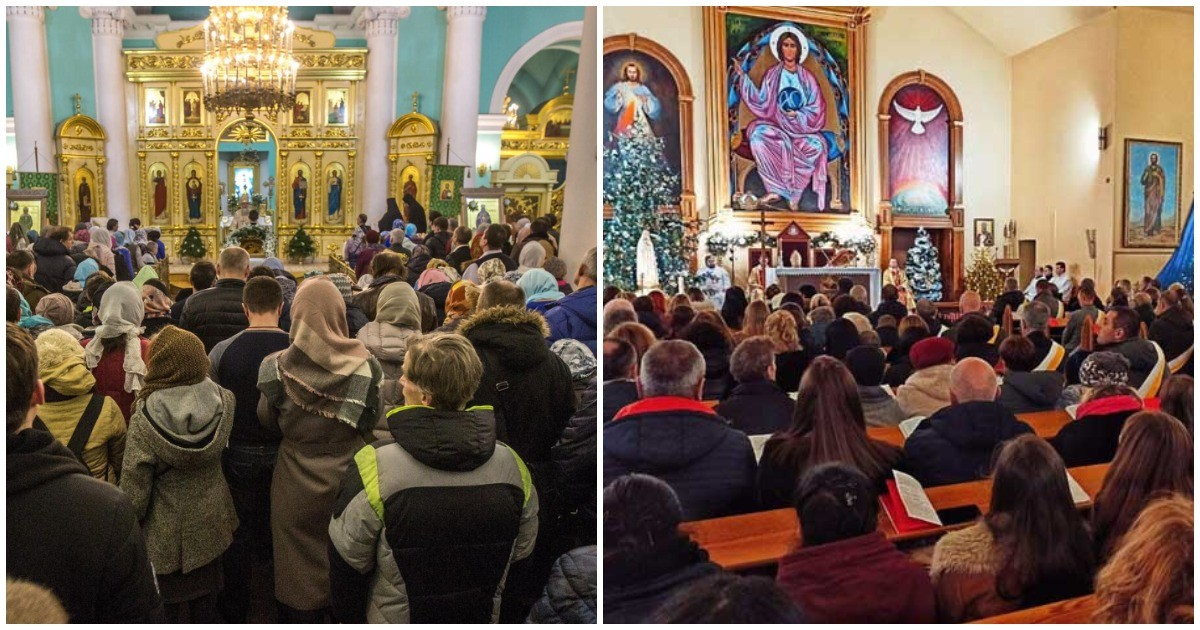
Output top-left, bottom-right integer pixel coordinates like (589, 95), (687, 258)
(859, 385), (907, 427)
(997, 370), (1064, 414)
(356, 320), (421, 440)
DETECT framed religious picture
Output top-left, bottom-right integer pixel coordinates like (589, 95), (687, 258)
(8, 197), (44, 236)
(290, 162), (311, 224)
(1123, 138), (1183, 248)
(429, 164), (463, 218)
(704, 7), (869, 218)
(148, 162), (169, 224)
(399, 164), (421, 204)
(461, 188), (503, 232)
(183, 162), (204, 224)
(292, 89), (312, 125)
(182, 88), (203, 125)
(324, 163), (345, 224)
(973, 218), (995, 248)
(145, 88), (168, 126)
(325, 88), (348, 126)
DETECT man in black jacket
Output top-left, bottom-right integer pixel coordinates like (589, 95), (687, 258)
(171, 260), (217, 323)
(424, 215), (453, 260)
(446, 225), (474, 273)
(1149, 288), (1193, 374)
(463, 223), (518, 281)
(181, 246), (250, 351)
(31, 226), (77, 294)
(990, 276), (1026, 323)
(869, 284), (909, 326)
(6, 324), (163, 622)
(602, 338), (640, 423)
(715, 336), (793, 435)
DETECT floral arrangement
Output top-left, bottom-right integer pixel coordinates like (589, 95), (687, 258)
(225, 224), (275, 256)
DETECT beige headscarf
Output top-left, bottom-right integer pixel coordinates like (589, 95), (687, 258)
(374, 281), (421, 330)
(85, 226), (115, 271)
(517, 243), (547, 272)
(83, 281), (146, 392)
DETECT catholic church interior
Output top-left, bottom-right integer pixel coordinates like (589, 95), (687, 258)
(602, 6), (1193, 300)
(6, 5), (598, 281)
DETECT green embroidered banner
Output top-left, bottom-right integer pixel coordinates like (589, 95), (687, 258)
(429, 164), (464, 222)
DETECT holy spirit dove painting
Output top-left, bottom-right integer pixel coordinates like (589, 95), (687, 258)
(888, 83), (949, 215)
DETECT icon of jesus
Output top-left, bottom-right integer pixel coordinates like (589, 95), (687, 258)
(604, 62), (661, 139)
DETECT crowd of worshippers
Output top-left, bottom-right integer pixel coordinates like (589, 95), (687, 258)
(601, 275), (1193, 623)
(6, 212), (599, 624)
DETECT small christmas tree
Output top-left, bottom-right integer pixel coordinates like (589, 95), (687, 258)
(287, 226), (316, 262)
(905, 227), (943, 301)
(179, 226), (207, 260)
(964, 247), (1004, 301)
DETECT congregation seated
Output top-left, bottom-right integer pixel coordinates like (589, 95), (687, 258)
(952, 312), (999, 366)
(603, 297), (637, 330)
(1020, 301), (1061, 370)
(895, 337), (955, 418)
(1062, 284), (1101, 353)
(904, 357), (1034, 487)
(1148, 286), (1193, 374)
(1032, 279), (1063, 317)
(775, 463), (936, 623)
(883, 314), (930, 387)
(1132, 291), (1156, 329)
(651, 572), (805, 623)
(758, 356), (904, 507)
(1090, 306), (1160, 388)
(997, 335), (1063, 413)
(874, 314), (899, 348)
(940, 290), (984, 343)
(679, 315), (734, 399)
(766, 310), (809, 392)
(602, 339), (639, 424)
(845, 345), (906, 427)
(868, 283), (908, 326)
(1158, 374), (1193, 432)
(603, 340), (756, 520)
(1050, 382), (1142, 467)
(715, 336), (794, 435)
(990, 276), (1025, 324)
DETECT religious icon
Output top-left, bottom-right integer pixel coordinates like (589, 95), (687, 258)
(602, 45), (685, 204)
(78, 176), (93, 222)
(152, 168), (168, 221)
(1123, 139), (1182, 248)
(327, 168), (343, 220)
(292, 168), (309, 221)
(326, 88), (348, 125)
(604, 62), (661, 140)
(888, 83), (950, 215)
(439, 180), (454, 201)
(183, 90), (202, 124)
(186, 169), (203, 222)
(18, 207), (32, 233)
(973, 219), (995, 248)
(403, 173), (418, 199)
(146, 89), (167, 125)
(293, 90), (311, 125)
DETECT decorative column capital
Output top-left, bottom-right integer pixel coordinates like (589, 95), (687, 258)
(6, 6), (44, 23)
(80, 7), (132, 37)
(443, 6), (487, 22)
(354, 7), (410, 38)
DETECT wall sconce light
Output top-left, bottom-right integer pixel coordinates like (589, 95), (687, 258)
(477, 163), (490, 177)
(1098, 124), (1110, 151)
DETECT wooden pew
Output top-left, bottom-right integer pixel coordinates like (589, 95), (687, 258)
(969, 595), (1097, 624)
(867, 409), (1074, 449)
(679, 463), (1108, 571)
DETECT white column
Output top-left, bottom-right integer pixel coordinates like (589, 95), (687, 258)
(439, 6), (485, 187)
(6, 6), (56, 173)
(81, 7), (132, 222)
(558, 6), (598, 278)
(356, 7), (408, 224)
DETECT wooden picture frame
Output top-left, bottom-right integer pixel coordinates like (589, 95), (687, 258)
(973, 218), (995, 248)
(1122, 138), (1184, 249)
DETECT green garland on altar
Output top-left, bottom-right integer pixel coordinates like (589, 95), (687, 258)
(225, 224), (276, 256)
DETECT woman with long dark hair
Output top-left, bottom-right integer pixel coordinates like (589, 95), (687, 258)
(757, 356), (903, 508)
(930, 435), (1096, 622)
(720, 286), (749, 331)
(1091, 411), (1193, 560)
(680, 317), (734, 399)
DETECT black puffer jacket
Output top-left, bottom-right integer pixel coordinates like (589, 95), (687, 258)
(903, 401), (1034, 487)
(604, 537), (722, 623)
(1149, 305), (1193, 374)
(551, 386), (597, 535)
(527, 546), (597, 624)
(180, 278), (248, 352)
(603, 379), (639, 424)
(32, 237), (77, 294)
(459, 305), (576, 468)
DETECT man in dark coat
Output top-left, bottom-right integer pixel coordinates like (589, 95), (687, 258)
(6, 324), (163, 622)
(181, 246), (250, 352)
(170, 261), (217, 323)
(604, 340), (757, 520)
(1062, 284), (1101, 353)
(1093, 306), (1160, 388)
(1149, 288), (1193, 375)
(31, 226), (77, 294)
(904, 358), (1034, 487)
(351, 251), (437, 331)
(715, 336), (793, 435)
(446, 225), (474, 273)
(526, 546), (596, 624)
(868, 284), (909, 326)
(602, 338), (640, 424)
(545, 248), (598, 355)
(423, 216), (453, 260)
(989, 276), (1026, 324)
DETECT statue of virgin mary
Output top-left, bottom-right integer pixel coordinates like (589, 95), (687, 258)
(636, 228), (660, 291)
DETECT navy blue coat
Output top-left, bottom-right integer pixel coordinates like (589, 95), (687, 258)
(545, 285), (597, 355)
(715, 379), (794, 436)
(903, 401), (1034, 487)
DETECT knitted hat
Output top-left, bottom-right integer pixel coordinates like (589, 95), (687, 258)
(551, 339), (596, 383)
(910, 337), (955, 370)
(34, 293), (75, 327)
(1079, 351), (1131, 388)
(327, 273), (354, 300)
(844, 346), (886, 386)
(136, 325), (209, 403)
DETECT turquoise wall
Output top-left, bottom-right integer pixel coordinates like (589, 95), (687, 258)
(479, 6), (583, 113)
(394, 7), (446, 121)
(45, 8), (96, 129)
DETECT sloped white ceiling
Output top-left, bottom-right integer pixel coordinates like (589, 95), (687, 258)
(947, 6), (1115, 56)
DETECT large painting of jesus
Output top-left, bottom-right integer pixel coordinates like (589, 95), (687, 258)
(705, 7), (868, 217)
(603, 49), (681, 200)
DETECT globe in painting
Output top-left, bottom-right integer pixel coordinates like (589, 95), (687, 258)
(777, 87), (804, 114)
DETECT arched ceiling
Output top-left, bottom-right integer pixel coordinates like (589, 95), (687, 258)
(506, 42), (579, 126)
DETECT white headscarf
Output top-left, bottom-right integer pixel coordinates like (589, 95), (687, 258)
(83, 281), (147, 392)
(85, 225), (115, 271)
(517, 243), (546, 272)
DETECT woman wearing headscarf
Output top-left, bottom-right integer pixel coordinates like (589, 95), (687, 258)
(257, 277), (383, 622)
(35, 329), (127, 482)
(120, 325), (237, 623)
(64, 257), (100, 294)
(35, 292), (85, 339)
(477, 257), (507, 285)
(437, 279), (480, 333)
(326, 272), (369, 338)
(405, 244), (432, 285)
(518, 268), (565, 314)
(355, 281), (422, 438)
(517, 241), (547, 273)
(141, 282), (175, 337)
(84, 226), (116, 275)
(81, 281), (150, 421)
(415, 267), (454, 326)
(401, 193), (427, 234)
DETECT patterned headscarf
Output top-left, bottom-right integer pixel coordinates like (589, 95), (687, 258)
(83, 281), (146, 393)
(327, 273), (354, 300)
(478, 258), (507, 285)
(135, 325), (209, 404)
(142, 283), (173, 318)
(416, 268), (451, 290)
(444, 280), (479, 320)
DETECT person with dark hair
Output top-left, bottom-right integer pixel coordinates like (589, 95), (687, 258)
(424, 215), (453, 259)
(1091, 306), (1160, 389)
(680, 317), (734, 399)
(1149, 288), (1193, 375)
(447, 224), (474, 272)
(145, 229), (165, 260)
(630, 295), (666, 338)
(651, 573), (805, 623)
(32, 225), (77, 293)
(1091, 411), (1193, 560)
(604, 341), (756, 519)
(1033, 279), (1063, 317)
(915, 298), (942, 335)
(758, 356), (903, 507)
(1158, 374), (1192, 432)
(603, 338), (640, 424)
(844, 345), (906, 427)
(511, 217), (558, 262)
(1061, 283), (1100, 352)
(353, 229), (384, 279)
(720, 286), (749, 330)
(462, 223), (518, 282)
(603, 474), (723, 623)
(716, 336), (794, 435)
(869, 283), (908, 326)
(930, 435), (1095, 622)
(904, 358), (1033, 487)
(171, 260), (217, 321)
(181, 247), (251, 352)
(953, 312), (999, 365)
(205, 276), (289, 622)
(1050, 382), (1142, 467)
(884, 314), (929, 386)
(8, 249), (48, 309)
(7, 323), (164, 622)
(991, 276), (1026, 324)
(776, 463), (936, 622)
(997, 335), (1064, 413)
(836, 276), (854, 296)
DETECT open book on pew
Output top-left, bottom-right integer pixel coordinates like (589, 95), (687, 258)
(897, 416), (926, 440)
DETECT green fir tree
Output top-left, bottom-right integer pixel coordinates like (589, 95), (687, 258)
(905, 227), (944, 301)
(179, 226), (207, 260)
(964, 247), (1004, 301)
(287, 226), (316, 261)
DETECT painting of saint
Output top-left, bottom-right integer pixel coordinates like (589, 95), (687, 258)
(326, 88), (348, 125)
(78, 176), (93, 222)
(186, 169), (203, 222)
(152, 169), (167, 221)
(1123, 139), (1182, 248)
(327, 169), (342, 219)
(183, 90), (202, 124)
(602, 49), (682, 200)
(402, 173), (418, 199)
(293, 90), (311, 125)
(439, 181), (454, 201)
(292, 168), (309, 221)
(146, 89), (166, 125)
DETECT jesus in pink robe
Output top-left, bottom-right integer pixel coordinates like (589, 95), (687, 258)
(736, 33), (829, 211)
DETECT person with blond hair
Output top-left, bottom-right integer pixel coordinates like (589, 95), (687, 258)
(1093, 494), (1194, 623)
(765, 309), (809, 392)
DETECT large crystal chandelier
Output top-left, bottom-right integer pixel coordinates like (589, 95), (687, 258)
(201, 6), (300, 121)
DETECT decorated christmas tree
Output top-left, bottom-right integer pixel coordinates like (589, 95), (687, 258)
(603, 133), (688, 291)
(287, 226), (316, 261)
(905, 227), (943, 301)
(964, 247), (1004, 300)
(179, 226), (207, 260)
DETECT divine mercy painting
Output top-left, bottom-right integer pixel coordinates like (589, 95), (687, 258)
(1124, 138), (1183, 248)
(708, 7), (867, 214)
(602, 48), (682, 200)
(888, 83), (949, 215)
